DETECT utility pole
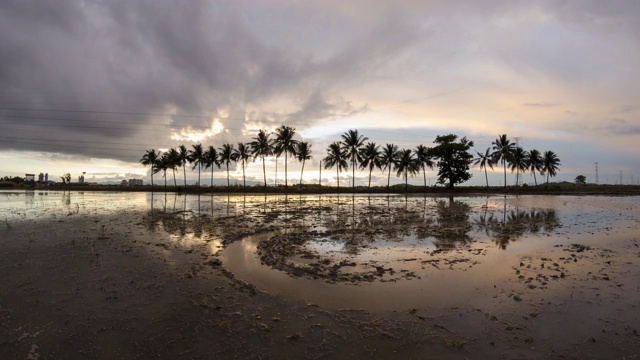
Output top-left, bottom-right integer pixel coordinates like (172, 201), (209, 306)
(595, 162), (599, 185)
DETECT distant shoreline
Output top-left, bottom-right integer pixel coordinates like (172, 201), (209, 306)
(3, 182), (640, 196)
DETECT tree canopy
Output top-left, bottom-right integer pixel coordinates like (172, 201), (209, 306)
(428, 134), (474, 189)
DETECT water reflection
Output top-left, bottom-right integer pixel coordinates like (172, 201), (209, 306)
(476, 196), (561, 249)
(140, 193), (563, 253)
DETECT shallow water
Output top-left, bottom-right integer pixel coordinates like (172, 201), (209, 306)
(3, 190), (638, 314)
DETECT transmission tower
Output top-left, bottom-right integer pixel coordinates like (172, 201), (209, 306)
(595, 162), (599, 185)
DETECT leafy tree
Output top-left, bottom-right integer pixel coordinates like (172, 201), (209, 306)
(296, 142), (312, 186)
(380, 143), (400, 189)
(414, 144), (434, 190)
(429, 134), (474, 189)
(188, 144), (205, 187)
(510, 146), (529, 186)
(232, 142), (252, 188)
(218, 143), (234, 188)
(203, 145), (220, 187)
(340, 129), (368, 189)
(140, 149), (161, 187)
(396, 149), (420, 191)
(274, 125), (299, 187)
(492, 134), (515, 188)
(249, 129), (273, 187)
(60, 173), (71, 185)
(527, 149), (544, 186)
(474, 147), (494, 187)
(575, 175), (586, 185)
(542, 150), (561, 185)
(323, 142), (348, 188)
(178, 145), (189, 187)
(359, 142), (382, 188)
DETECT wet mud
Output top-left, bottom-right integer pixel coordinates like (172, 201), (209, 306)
(1, 191), (639, 359)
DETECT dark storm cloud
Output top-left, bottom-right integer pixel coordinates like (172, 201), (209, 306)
(0, 0), (407, 162)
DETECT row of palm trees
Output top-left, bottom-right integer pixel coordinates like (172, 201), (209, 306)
(475, 134), (561, 188)
(140, 128), (561, 190)
(140, 125), (312, 189)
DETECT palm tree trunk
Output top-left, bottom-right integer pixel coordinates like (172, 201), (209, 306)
(405, 171), (408, 192)
(242, 162), (246, 188)
(183, 164), (186, 187)
(210, 166), (214, 187)
(503, 160), (507, 189)
(423, 166), (426, 190)
(262, 156), (266, 187)
(533, 171), (537, 186)
(285, 152), (288, 187)
(387, 166), (391, 190)
(226, 163), (230, 187)
(352, 158), (355, 189)
(173, 169), (177, 187)
(319, 161), (322, 187)
(368, 167), (372, 188)
(151, 165), (154, 188)
(198, 165), (201, 187)
(275, 156), (278, 186)
(299, 159), (305, 186)
(484, 167), (489, 187)
(336, 168), (340, 188)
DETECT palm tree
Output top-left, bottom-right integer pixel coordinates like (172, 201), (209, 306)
(414, 144), (434, 190)
(527, 149), (544, 186)
(380, 143), (400, 189)
(140, 149), (161, 188)
(232, 142), (252, 188)
(396, 148), (420, 191)
(153, 155), (169, 189)
(165, 148), (180, 187)
(323, 142), (348, 188)
(188, 143), (205, 187)
(542, 150), (561, 185)
(340, 129), (368, 189)
(178, 145), (189, 187)
(274, 125), (299, 187)
(218, 143), (234, 187)
(510, 146), (529, 186)
(492, 134), (515, 189)
(296, 142), (312, 186)
(249, 129), (273, 187)
(474, 147), (494, 187)
(359, 142), (381, 188)
(203, 145), (220, 187)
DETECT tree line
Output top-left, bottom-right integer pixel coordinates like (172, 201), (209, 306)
(140, 128), (561, 190)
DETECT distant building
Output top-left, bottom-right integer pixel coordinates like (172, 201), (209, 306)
(122, 179), (143, 186)
(78, 175), (85, 184)
(38, 173), (44, 182)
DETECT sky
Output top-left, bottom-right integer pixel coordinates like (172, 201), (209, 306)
(1, 0), (639, 187)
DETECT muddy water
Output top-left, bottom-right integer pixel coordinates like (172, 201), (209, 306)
(220, 195), (640, 313)
(2, 190), (640, 358)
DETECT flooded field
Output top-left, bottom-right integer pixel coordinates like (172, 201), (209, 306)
(1, 190), (639, 359)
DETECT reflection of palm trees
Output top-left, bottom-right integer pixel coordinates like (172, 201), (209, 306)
(477, 197), (561, 249)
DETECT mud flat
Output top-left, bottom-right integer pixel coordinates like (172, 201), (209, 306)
(1, 190), (639, 359)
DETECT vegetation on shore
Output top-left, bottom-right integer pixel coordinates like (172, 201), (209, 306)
(140, 130), (562, 190)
